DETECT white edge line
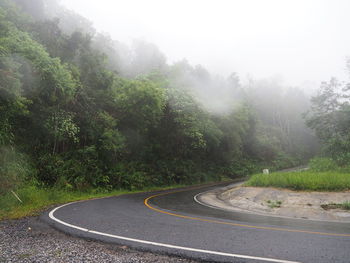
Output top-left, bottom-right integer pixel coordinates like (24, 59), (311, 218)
(193, 182), (246, 211)
(194, 192), (226, 210)
(49, 201), (301, 263)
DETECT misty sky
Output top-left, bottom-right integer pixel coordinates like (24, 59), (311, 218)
(60, 0), (350, 89)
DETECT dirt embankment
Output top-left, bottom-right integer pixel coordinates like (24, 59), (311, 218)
(198, 184), (350, 222)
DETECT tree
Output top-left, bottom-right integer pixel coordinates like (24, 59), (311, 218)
(305, 77), (350, 164)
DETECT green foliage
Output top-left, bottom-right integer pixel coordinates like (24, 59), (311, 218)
(309, 157), (350, 173)
(0, 27), (76, 104)
(115, 78), (166, 131)
(342, 201), (350, 210)
(0, 0), (318, 206)
(108, 163), (147, 190)
(321, 202), (350, 210)
(305, 78), (350, 165)
(245, 171), (350, 191)
(221, 158), (258, 178)
(36, 147), (107, 190)
(266, 200), (282, 208)
(36, 153), (64, 186)
(0, 53), (30, 146)
(309, 157), (339, 172)
(162, 88), (208, 153)
(44, 110), (80, 153)
(0, 185), (131, 220)
(0, 147), (35, 195)
(271, 152), (299, 171)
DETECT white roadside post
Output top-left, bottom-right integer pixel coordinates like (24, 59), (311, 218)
(11, 190), (23, 203)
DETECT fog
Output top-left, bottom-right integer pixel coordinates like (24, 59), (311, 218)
(60, 0), (350, 90)
(0, 0), (326, 199)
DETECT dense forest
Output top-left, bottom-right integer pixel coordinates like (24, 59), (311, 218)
(3, 0), (342, 196)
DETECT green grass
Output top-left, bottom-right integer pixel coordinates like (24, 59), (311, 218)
(341, 201), (350, 210)
(0, 176), (232, 221)
(245, 171), (350, 191)
(0, 186), (131, 220)
(266, 200), (282, 208)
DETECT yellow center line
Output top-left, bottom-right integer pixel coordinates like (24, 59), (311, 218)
(144, 184), (350, 238)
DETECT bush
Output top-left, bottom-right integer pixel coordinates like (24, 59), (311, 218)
(63, 147), (107, 190)
(36, 154), (65, 186)
(107, 162), (148, 190)
(222, 158), (258, 178)
(271, 153), (299, 170)
(325, 136), (350, 166)
(36, 146), (108, 190)
(309, 157), (350, 173)
(0, 147), (35, 195)
(309, 157), (338, 172)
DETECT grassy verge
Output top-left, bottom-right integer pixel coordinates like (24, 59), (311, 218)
(244, 171), (350, 191)
(0, 177), (231, 221)
(0, 186), (130, 220)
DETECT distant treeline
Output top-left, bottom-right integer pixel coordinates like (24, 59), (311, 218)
(1, 0), (322, 193)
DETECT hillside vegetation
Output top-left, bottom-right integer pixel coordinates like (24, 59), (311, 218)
(0, 0), (332, 218)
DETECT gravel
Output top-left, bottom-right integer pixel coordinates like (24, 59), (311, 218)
(0, 217), (201, 263)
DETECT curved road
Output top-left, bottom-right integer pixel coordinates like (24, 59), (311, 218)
(43, 182), (350, 263)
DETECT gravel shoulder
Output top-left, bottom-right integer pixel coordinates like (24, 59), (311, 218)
(198, 185), (350, 222)
(0, 216), (201, 263)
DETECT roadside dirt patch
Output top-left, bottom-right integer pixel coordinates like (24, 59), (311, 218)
(198, 185), (350, 222)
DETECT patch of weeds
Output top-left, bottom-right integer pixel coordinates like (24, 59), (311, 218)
(266, 200), (282, 208)
(321, 201), (350, 211)
(342, 201), (350, 210)
(321, 203), (338, 210)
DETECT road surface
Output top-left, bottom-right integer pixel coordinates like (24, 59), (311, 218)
(43, 182), (350, 263)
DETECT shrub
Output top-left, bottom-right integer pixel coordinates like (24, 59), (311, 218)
(108, 162), (148, 190)
(0, 147), (35, 195)
(309, 157), (338, 172)
(36, 146), (107, 190)
(36, 153), (65, 186)
(271, 153), (299, 170)
(222, 158), (258, 178)
(309, 157), (350, 173)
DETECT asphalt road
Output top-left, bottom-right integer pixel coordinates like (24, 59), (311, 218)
(43, 182), (350, 263)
